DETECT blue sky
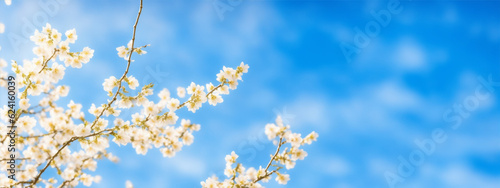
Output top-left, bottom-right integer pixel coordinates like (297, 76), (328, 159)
(1, 0), (500, 187)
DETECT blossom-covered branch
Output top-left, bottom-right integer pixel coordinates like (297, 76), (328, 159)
(201, 116), (318, 188)
(0, 0), (250, 187)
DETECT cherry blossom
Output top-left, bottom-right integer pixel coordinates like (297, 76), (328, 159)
(0, 1), (318, 187)
(201, 116), (318, 188)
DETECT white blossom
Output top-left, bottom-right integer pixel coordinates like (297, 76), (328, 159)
(125, 180), (134, 188)
(65, 28), (77, 43)
(166, 98), (180, 112)
(103, 76), (118, 92)
(275, 173), (290, 185)
(0, 9), (265, 188)
(19, 98), (30, 110)
(225, 151), (238, 165)
(202, 116), (317, 187)
(177, 86), (186, 98)
(0, 22), (4, 33)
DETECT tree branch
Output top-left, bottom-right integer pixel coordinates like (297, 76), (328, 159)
(253, 135), (285, 184)
(39, 49), (59, 73)
(28, 1), (145, 185)
(90, 0), (143, 130)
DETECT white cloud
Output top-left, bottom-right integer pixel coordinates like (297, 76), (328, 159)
(288, 95), (330, 131)
(392, 38), (427, 70)
(325, 156), (351, 176)
(323, 23), (352, 42)
(442, 165), (500, 188)
(189, 2), (285, 62)
(356, 37), (430, 72)
(374, 81), (421, 108)
(162, 152), (207, 178)
(329, 80), (426, 131)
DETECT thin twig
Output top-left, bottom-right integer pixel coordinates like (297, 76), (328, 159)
(177, 81), (226, 109)
(265, 136), (283, 172)
(4, 48), (60, 140)
(27, 1), (144, 185)
(90, 0), (143, 130)
(28, 128), (114, 186)
(253, 135), (285, 184)
(39, 49), (58, 73)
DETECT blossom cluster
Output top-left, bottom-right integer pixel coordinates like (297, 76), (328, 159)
(10, 23), (94, 99)
(116, 40), (148, 61)
(0, 21), (249, 187)
(0, 1), (319, 187)
(0, 24), (100, 187)
(201, 116), (318, 188)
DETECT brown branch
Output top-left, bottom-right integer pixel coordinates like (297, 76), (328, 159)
(57, 156), (97, 188)
(6, 49), (59, 135)
(39, 49), (59, 73)
(4, 49), (59, 144)
(177, 81), (226, 109)
(58, 176), (78, 188)
(28, 1), (144, 185)
(28, 128), (114, 186)
(265, 136), (283, 172)
(90, 0), (143, 130)
(253, 168), (281, 183)
(252, 135), (285, 184)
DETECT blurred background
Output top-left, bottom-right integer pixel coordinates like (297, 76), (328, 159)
(1, 0), (500, 187)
